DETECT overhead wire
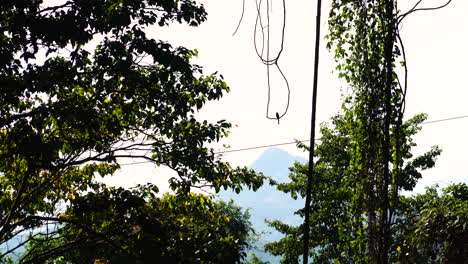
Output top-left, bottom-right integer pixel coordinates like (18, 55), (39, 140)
(118, 114), (468, 166)
(216, 115), (468, 155)
(420, 115), (468, 124)
(234, 0), (290, 122)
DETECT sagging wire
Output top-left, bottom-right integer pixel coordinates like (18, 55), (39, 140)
(233, 0), (290, 123)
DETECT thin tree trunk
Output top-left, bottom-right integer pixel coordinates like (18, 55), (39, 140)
(380, 0), (395, 263)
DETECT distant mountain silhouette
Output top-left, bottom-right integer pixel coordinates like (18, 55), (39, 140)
(218, 147), (307, 262)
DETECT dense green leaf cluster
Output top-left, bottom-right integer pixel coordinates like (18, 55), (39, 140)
(264, 114), (441, 263)
(326, 0), (407, 262)
(245, 253), (271, 264)
(265, 1), (459, 262)
(0, 0), (265, 259)
(20, 185), (254, 263)
(394, 183), (468, 263)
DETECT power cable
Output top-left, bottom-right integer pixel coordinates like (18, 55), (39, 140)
(216, 139), (315, 154)
(216, 114), (468, 155)
(118, 114), (468, 166)
(419, 115), (468, 124)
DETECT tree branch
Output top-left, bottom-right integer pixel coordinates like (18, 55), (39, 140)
(398, 0), (452, 23)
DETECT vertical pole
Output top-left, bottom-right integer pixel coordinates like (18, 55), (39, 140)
(302, 0), (322, 263)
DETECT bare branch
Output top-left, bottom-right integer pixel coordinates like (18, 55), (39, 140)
(398, 0), (452, 23)
(38, 2), (73, 14)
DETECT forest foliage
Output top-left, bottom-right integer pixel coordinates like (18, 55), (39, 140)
(265, 0), (465, 263)
(0, 0), (264, 262)
(0, 0), (464, 263)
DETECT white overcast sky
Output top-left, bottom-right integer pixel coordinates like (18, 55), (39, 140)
(109, 0), (468, 194)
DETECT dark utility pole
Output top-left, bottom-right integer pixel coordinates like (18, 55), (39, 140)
(302, 0), (322, 263)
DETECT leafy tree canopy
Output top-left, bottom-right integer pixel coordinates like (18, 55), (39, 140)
(395, 183), (468, 263)
(20, 185), (254, 264)
(0, 0), (265, 257)
(267, 0), (454, 263)
(265, 113), (441, 263)
(245, 252), (271, 264)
